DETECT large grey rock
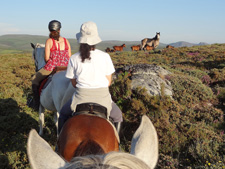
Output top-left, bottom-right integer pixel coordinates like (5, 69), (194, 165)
(115, 64), (173, 97)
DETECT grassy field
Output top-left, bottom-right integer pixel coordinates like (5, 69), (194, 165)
(0, 44), (224, 168)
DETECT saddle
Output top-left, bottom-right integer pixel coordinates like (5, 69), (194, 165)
(72, 103), (108, 120)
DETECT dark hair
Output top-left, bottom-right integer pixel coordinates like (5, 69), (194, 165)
(79, 44), (95, 62)
(49, 30), (60, 41)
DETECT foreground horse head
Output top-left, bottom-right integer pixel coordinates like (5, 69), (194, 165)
(58, 114), (119, 161)
(27, 115), (158, 169)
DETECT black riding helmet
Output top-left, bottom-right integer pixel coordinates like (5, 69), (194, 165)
(48, 20), (61, 31)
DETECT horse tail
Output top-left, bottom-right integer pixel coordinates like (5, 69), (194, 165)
(74, 139), (105, 157)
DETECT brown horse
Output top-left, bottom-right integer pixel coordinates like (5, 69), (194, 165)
(57, 114), (119, 162)
(145, 45), (154, 51)
(113, 44), (126, 51)
(166, 45), (175, 49)
(131, 45), (141, 51)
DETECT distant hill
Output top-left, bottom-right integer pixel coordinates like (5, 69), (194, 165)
(169, 41), (209, 47)
(0, 34), (209, 54)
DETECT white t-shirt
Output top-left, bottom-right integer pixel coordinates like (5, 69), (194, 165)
(66, 49), (115, 88)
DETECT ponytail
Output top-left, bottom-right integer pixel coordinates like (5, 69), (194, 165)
(49, 30), (60, 41)
(79, 44), (95, 62)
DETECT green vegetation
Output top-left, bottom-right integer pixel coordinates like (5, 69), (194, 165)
(0, 44), (224, 168)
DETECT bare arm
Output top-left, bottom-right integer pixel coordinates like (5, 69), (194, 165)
(106, 74), (112, 86)
(45, 39), (52, 62)
(71, 79), (77, 88)
(66, 39), (72, 57)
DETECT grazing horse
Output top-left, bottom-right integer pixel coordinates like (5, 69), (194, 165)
(145, 45), (154, 51)
(57, 114), (119, 161)
(166, 45), (175, 49)
(27, 115), (159, 169)
(31, 43), (76, 136)
(113, 44), (126, 51)
(131, 45), (141, 51)
(141, 32), (160, 50)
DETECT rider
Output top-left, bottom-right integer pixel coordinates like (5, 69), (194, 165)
(58, 21), (123, 134)
(31, 20), (71, 111)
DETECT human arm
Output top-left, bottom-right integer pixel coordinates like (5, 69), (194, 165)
(44, 39), (52, 62)
(66, 39), (72, 58)
(106, 74), (112, 86)
(71, 79), (77, 88)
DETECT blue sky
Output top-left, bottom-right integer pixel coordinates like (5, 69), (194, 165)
(0, 0), (224, 44)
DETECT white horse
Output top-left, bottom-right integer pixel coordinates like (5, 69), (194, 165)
(141, 32), (160, 50)
(27, 115), (158, 169)
(31, 43), (123, 136)
(31, 43), (76, 136)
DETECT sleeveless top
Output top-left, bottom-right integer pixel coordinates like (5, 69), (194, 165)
(44, 38), (70, 71)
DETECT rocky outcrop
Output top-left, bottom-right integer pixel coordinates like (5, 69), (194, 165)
(115, 64), (173, 97)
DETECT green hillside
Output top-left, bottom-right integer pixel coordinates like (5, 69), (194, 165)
(0, 34), (166, 54)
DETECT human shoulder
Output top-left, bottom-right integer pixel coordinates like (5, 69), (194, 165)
(70, 52), (81, 59)
(93, 49), (110, 56)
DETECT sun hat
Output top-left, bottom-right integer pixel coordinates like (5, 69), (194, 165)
(76, 21), (102, 45)
(48, 20), (61, 31)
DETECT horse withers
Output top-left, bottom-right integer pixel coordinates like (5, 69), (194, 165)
(141, 32), (160, 51)
(57, 113), (119, 161)
(27, 115), (158, 169)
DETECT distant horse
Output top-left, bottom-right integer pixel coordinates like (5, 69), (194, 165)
(141, 32), (160, 50)
(57, 114), (119, 161)
(105, 47), (115, 53)
(113, 44), (126, 51)
(145, 45), (154, 51)
(27, 115), (159, 169)
(166, 45), (175, 49)
(131, 45), (141, 51)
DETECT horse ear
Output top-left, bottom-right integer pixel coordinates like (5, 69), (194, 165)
(27, 129), (66, 169)
(130, 115), (158, 169)
(31, 43), (35, 49)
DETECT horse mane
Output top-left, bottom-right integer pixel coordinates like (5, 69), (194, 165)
(74, 139), (105, 157)
(66, 152), (150, 169)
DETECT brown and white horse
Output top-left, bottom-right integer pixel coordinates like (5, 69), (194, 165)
(27, 115), (158, 169)
(141, 32), (160, 50)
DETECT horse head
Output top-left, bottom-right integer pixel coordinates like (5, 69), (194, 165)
(27, 115), (158, 169)
(31, 43), (46, 72)
(156, 32), (160, 40)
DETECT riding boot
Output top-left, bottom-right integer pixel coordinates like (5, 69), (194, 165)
(114, 122), (122, 135)
(32, 84), (40, 111)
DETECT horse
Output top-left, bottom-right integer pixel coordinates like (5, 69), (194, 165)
(31, 43), (123, 136)
(27, 115), (159, 169)
(57, 114), (119, 161)
(113, 44), (126, 51)
(145, 45), (154, 51)
(166, 45), (175, 49)
(131, 45), (141, 51)
(141, 32), (160, 50)
(31, 43), (76, 136)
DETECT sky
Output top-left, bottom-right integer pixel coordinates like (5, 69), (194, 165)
(0, 0), (225, 44)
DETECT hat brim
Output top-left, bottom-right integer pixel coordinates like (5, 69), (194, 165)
(76, 32), (102, 45)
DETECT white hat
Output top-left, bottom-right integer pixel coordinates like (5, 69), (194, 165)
(76, 21), (102, 45)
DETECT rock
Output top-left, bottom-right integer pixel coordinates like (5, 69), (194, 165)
(115, 64), (173, 97)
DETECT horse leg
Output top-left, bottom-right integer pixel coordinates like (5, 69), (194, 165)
(54, 111), (59, 137)
(38, 104), (45, 135)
